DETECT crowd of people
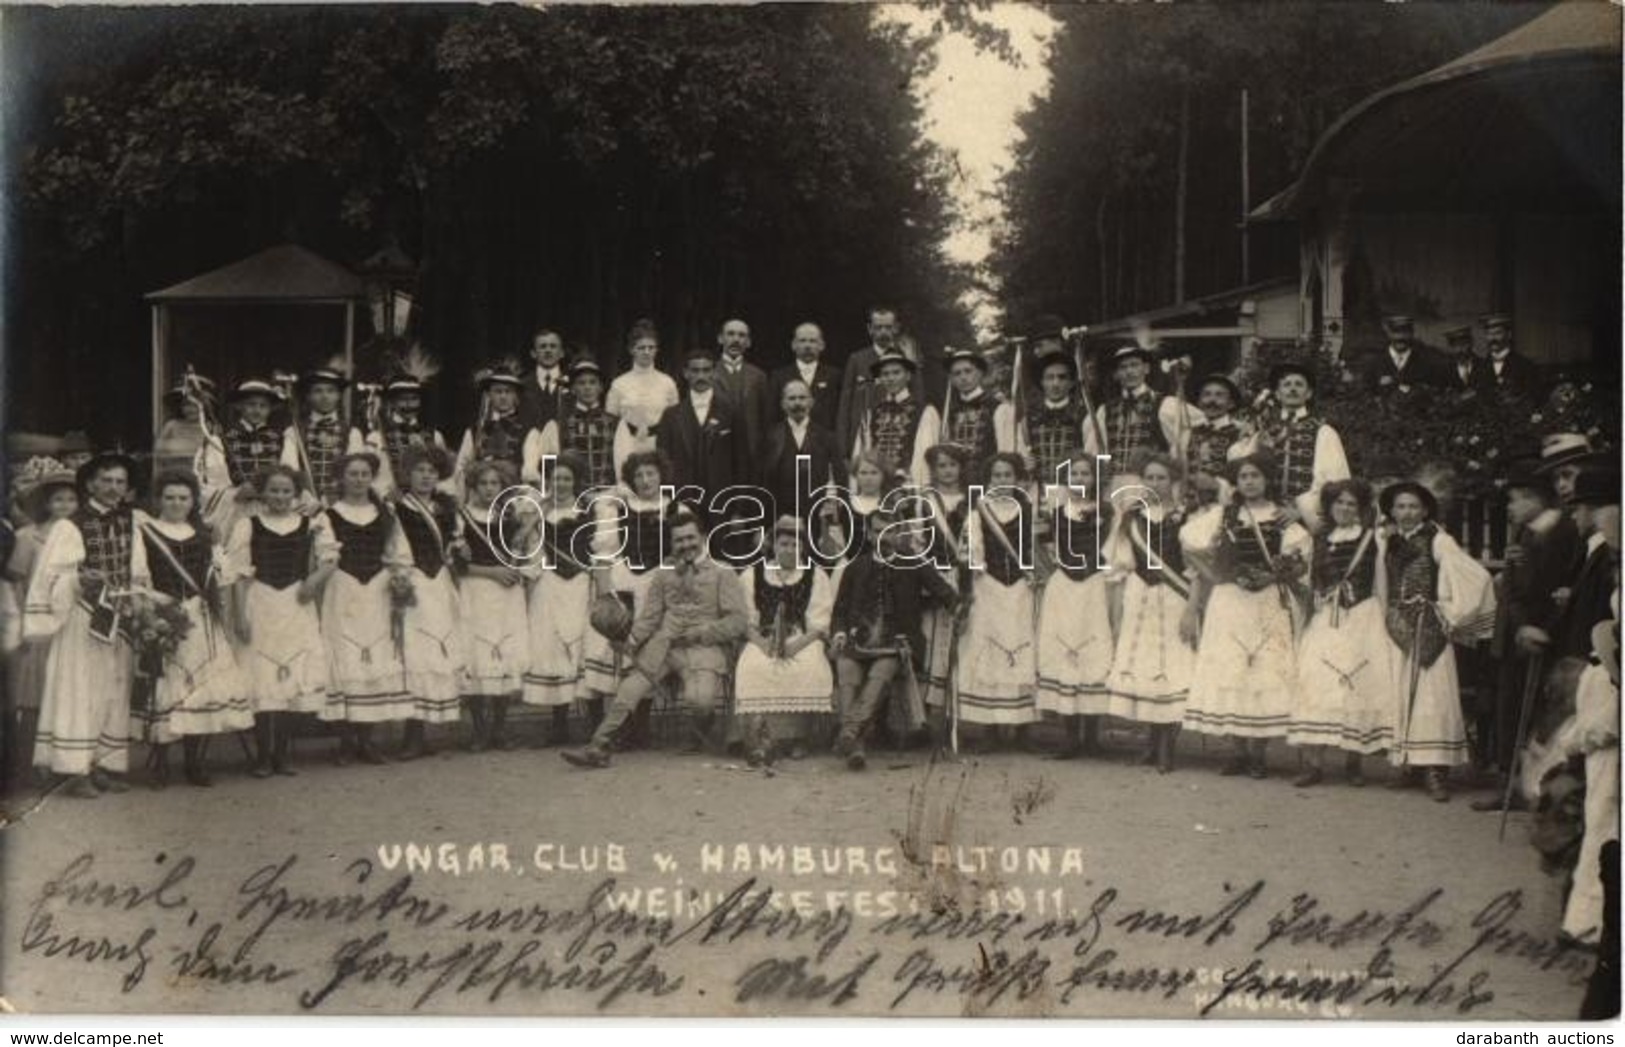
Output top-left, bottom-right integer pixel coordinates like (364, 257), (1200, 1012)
(0, 307), (1618, 953)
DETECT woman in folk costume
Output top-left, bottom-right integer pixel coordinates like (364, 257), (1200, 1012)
(825, 451), (894, 567)
(1286, 480), (1393, 786)
(393, 445), (467, 758)
(320, 453), (415, 764)
(605, 319), (680, 457)
(917, 444), (971, 718)
(522, 452), (598, 744)
(956, 452), (1039, 746)
(133, 471), (254, 787)
(581, 450), (673, 737)
(1038, 449), (1116, 759)
(6, 468), (78, 777)
(1379, 480), (1496, 802)
(281, 364), (366, 507)
(1181, 453), (1312, 778)
(1106, 453), (1196, 771)
(458, 458), (532, 750)
(225, 465), (334, 778)
(734, 516), (836, 766)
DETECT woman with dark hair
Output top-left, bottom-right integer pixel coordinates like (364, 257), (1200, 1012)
(394, 444), (466, 757)
(1181, 453), (1311, 778)
(1286, 479), (1392, 786)
(522, 452), (597, 744)
(1106, 451), (1195, 771)
(955, 452), (1039, 748)
(136, 470), (254, 787)
(320, 452), (414, 764)
(458, 457), (531, 750)
(918, 444), (970, 719)
(606, 320), (679, 456)
(225, 464), (335, 777)
(1380, 479), (1495, 802)
(6, 469), (79, 770)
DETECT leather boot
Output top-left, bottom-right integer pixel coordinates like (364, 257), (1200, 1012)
(183, 736), (213, 787)
(489, 696), (516, 751)
(466, 697), (489, 752)
(399, 720), (429, 761)
(251, 715), (275, 778)
(272, 714), (298, 776)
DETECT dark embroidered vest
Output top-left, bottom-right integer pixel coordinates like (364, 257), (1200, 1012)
(144, 528), (212, 602)
(925, 494), (968, 569)
(73, 503), (134, 601)
(752, 562), (814, 633)
(1384, 521), (1448, 667)
(561, 404), (620, 490)
(224, 423), (284, 486)
(1262, 413), (1322, 500)
(1052, 503), (1110, 582)
(328, 507), (391, 584)
(943, 394), (998, 481)
(474, 413), (526, 466)
(869, 398), (921, 475)
(1026, 400), (1087, 487)
(1314, 531), (1376, 608)
(398, 496), (456, 577)
(543, 512), (593, 580)
(1124, 509), (1186, 587)
(1219, 504), (1285, 592)
(980, 496), (1029, 587)
(301, 413), (350, 502)
(1188, 419), (1242, 478)
(250, 516), (311, 591)
(1103, 391), (1168, 469)
(463, 507), (522, 569)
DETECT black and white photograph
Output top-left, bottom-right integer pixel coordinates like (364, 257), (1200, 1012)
(0, 0), (1620, 1028)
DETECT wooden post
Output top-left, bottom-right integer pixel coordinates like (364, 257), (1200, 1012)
(342, 300), (356, 420)
(150, 304), (167, 442)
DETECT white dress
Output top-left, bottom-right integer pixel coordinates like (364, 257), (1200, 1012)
(1382, 523), (1496, 767)
(1181, 503), (1312, 739)
(134, 518), (255, 743)
(458, 504), (530, 697)
(1287, 527), (1395, 754)
(394, 494), (466, 723)
(1106, 506), (1195, 724)
(522, 506), (595, 707)
(955, 497), (1038, 725)
(25, 505), (150, 775)
(320, 501), (415, 723)
(606, 367), (679, 454)
(1036, 501), (1115, 717)
(224, 512), (334, 715)
(917, 491), (967, 712)
(733, 563), (834, 714)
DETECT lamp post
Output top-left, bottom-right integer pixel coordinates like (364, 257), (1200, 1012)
(359, 243), (417, 341)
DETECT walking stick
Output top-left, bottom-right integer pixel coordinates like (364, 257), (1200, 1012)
(896, 636), (926, 733)
(1499, 652), (1545, 843)
(1068, 331), (1110, 465)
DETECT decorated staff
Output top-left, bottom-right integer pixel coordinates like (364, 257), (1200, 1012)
(280, 361), (365, 506)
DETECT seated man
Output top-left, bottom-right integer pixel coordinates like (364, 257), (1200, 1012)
(562, 509), (748, 769)
(829, 509), (958, 770)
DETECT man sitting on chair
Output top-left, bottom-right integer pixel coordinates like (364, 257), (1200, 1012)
(562, 508), (748, 769)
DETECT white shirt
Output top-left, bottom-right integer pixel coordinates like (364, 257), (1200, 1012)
(689, 388), (715, 425)
(534, 366), (563, 393)
(722, 354), (746, 376)
(796, 360), (820, 385)
(787, 417), (810, 449)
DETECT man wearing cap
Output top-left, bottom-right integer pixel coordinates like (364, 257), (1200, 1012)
(1186, 373), (1246, 483)
(653, 347), (749, 530)
(1440, 324), (1491, 397)
(367, 374), (447, 497)
(1229, 361), (1350, 526)
(1019, 353), (1090, 489)
(937, 347), (1016, 484)
(769, 322), (841, 433)
(518, 328), (570, 432)
(523, 356), (631, 492)
(455, 363), (533, 489)
(193, 377), (288, 534)
(1081, 343), (1184, 481)
(757, 379), (846, 535)
(560, 508), (748, 768)
(280, 366), (365, 505)
(1473, 458), (1584, 810)
(836, 306), (946, 455)
(713, 318), (771, 465)
(25, 450), (151, 797)
(1481, 313), (1541, 401)
(852, 350), (938, 488)
(1366, 314), (1442, 395)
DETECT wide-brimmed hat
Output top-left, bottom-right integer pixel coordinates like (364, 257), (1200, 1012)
(1536, 433), (1596, 473)
(1379, 480), (1439, 520)
(229, 378), (285, 403)
(384, 376), (425, 397)
(567, 356), (601, 378)
(944, 347), (988, 372)
(870, 350), (917, 376)
(1267, 360), (1317, 391)
(1194, 373), (1243, 404)
(476, 365), (525, 390)
(21, 469), (78, 520)
(74, 449), (141, 492)
(298, 366), (350, 390)
(1109, 343), (1154, 367)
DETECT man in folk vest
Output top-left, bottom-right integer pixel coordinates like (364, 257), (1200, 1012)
(1020, 353), (1089, 492)
(1082, 343), (1184, 481)
(938, 347), (1016, 486)
(281, 366), (365, 506)
(455, 363), (533, 490)
(369, 374), (447, 497)
(523, 356), (630, 493)
(1229, 361), (1350, 527)
(852, 351), (938, 488)
(1186, 373), (1245, 486)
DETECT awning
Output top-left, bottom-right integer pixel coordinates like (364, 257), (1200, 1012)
(146, 243), (365, 302)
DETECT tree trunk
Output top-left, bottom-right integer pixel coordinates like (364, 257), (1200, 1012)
(1174, 81), (1190, 304)
(1096, 192), (1110, 316)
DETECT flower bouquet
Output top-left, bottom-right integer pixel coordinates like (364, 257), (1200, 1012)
(388, 572), (416, 661)
(130, 599), (193, 717)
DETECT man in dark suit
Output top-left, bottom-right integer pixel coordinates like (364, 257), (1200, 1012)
(1439, 323), (1493, 398)
(1518, 462), (1620, 665)
(758, 378), (848, 535)
(1366, 314), (1443, 395)
(1481, 312), (1543, 402)
(769, 322), (842, 432)
(653, 346), (748, 532)
(836, 305), (946, 454)
(517, 328), (572, 432)
(713, 318), (771, 464)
